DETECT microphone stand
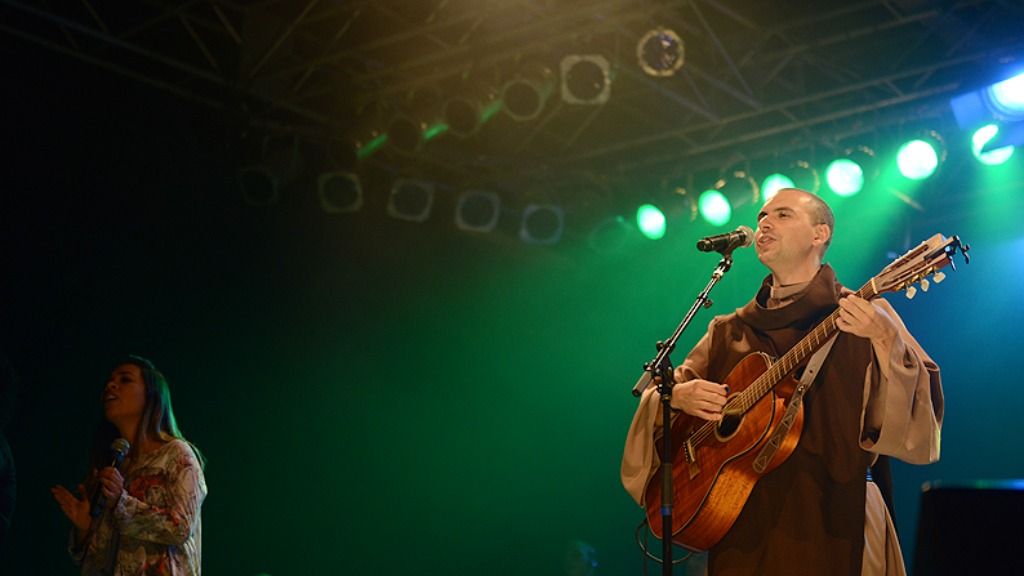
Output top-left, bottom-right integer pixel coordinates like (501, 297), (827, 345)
(631, 249), (739, 576)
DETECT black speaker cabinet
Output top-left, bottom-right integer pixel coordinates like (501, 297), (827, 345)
(913, 480), (1024, 576)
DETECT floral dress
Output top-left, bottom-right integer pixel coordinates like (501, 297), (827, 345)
(71, 439), (207, 575)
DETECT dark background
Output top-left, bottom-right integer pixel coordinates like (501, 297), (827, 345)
(2, 1), (1024, 575)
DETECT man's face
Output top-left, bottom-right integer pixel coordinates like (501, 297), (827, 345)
(754, 188), (824, 271)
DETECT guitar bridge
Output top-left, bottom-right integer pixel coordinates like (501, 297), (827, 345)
(684, 438), (700, 479)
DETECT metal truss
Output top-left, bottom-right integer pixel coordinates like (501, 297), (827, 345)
(3, 0), (1023, 194)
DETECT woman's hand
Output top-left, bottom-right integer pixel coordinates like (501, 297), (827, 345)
(93, 466), (125, 511)
(51, 483), (92, 535)
(51, 466), (124, 535)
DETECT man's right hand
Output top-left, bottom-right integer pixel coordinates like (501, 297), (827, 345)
(671, 379), (730, 421)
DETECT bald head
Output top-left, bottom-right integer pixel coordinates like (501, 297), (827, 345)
(767, 188), (834, 250)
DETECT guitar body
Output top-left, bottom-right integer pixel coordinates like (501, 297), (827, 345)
(644, 352), (804, 551)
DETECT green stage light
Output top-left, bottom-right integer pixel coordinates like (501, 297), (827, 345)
(423, 121), (449, 142)
(825, 158), (865, 196)
(355, 133), (388, 161)
(698, 189), (731, 226)
(636, 203), (667, 240)
(896, 138), (940, 180)
(761, 173), (794, 201)
(971, 124), (1015, 166)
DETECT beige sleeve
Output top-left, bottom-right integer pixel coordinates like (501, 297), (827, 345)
(859, 299), (944, 464)
(620, 328), (714, 505)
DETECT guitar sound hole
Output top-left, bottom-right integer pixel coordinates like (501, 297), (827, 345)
(717, 412), (742, 439)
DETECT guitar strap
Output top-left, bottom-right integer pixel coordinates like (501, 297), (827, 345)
(752, 334), (838, 473)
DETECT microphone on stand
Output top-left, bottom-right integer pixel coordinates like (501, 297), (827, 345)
(697, 226), (754, 253)
(89, 438), (130, 518)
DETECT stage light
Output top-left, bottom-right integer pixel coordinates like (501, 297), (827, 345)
(387, 179), (434, 222)
(588, 216), (632, 254)
(329, 127), (387, 164)
(667, 185), (699, 223)
(636, 204), (667, 240)
(950, 71), (1024, 152)
(760, 159), (819, 198)
(896, 132), (945, 181)
(317, 171), (363, 213)
(788, 159), (821, 194)
(696, 168), (757, 227)
(560, 55), (611, 105)
(698, 189), (731, 226)
(761, 173), (795, 201)
(986, 72), (1024, 119)
(338, 101), (392, 163)
(238, 166), (280, 206)
(346, 116), (390, 162)
(825, 159), (863, 196)
(520, 204), (564, 245)
(719, 170), (759, 205)
(388, 89), (448, 154)
(971, 124), (1015, 166)
(502, 64), (555, 122)
(897, 140), (937, 180)
(455, 190), (501, 233)
(637, 28), (684, 77)
(443, 82), (502, 138)
(388, 114), (447, 154)
(237, 138), (304, 207)
(355, 131), (388, 161)
(825, 146), (876, 197)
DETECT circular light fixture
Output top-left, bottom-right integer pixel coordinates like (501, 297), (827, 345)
(986, 71), (1024, 120)
(560, 55), (611, 104)
(637, 28), (684, 77)
(698, 189), (731, 226)
(970, 124), (1015, 166)
(761, 173), (795, 201)
(825, 159), (864, 197)
(635, 204), (667, 240)
(896, 133), (945, 181)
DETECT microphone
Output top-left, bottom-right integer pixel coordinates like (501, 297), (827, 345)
(89, 438), (130, 518)
(696, 226), (754, 253)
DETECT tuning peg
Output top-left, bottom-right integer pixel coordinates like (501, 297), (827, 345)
(906, 285), (917, 299)
(920, 278), (930, 292)
(933, 271), (946, 283)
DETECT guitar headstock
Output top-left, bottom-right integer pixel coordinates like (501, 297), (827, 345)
(871, 233), (970, 298)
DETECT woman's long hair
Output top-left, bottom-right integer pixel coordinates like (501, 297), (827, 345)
(90, 355), (205, 473)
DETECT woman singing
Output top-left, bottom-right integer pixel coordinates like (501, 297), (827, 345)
(52, 355), (207, 575)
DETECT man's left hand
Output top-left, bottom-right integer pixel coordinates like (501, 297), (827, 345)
(837, 294), (897, 344)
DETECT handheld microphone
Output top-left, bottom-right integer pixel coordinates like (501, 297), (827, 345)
(89, 438), (130, 518)
(696, 226), (754, 253)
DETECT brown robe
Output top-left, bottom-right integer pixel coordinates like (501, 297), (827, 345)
(621, 265), (943, 575)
